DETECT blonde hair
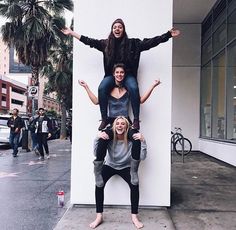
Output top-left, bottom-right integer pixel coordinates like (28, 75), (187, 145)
(112, 116), (130, 145)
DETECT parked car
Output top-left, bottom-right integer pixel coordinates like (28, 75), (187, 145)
(0, 114), (29, 146)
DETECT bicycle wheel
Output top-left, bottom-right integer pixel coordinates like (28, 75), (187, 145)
(174, 138), (192, 155)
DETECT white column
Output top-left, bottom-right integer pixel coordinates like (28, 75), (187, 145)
(71, 0), (173, 206)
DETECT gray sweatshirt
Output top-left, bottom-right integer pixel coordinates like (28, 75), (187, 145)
(94, 138), (147, 170)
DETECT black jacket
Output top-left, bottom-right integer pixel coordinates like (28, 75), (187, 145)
(34, 115), (52, 134)
(7, 116), (23, 133)
(80, 31), (172, 77)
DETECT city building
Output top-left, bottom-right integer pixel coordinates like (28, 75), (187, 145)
(172, 0), (235, 166)
(0, 37), (61, 115)
(0, 39), (9, 75)
(0, 75), (27, 114)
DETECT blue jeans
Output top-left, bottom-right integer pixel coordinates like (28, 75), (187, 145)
(30, 132), (38, 150)
(98, 75), (140, 120)
(9, 132), (20, 156)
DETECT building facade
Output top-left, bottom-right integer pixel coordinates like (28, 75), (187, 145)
(0, 75), (27, 114)
(172, 0), (235, 166)
(0, 37), (61, 115)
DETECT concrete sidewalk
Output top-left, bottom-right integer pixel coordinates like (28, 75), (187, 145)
(54, 152), (236, 230)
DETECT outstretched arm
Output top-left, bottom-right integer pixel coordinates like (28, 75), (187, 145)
(61, 27), (81, 40)
(140, 79), (161, 104)
(78, 80), (99, 105)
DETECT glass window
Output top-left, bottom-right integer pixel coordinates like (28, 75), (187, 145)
(202, 39), (212, 65)
(228, 0), (236, 15)
(213, 22), (226, 54)
(226, 41), (236, 140)
(212, 51), (226, 139)
(201, 63), (212, 137)
(228, 10), (236, 42)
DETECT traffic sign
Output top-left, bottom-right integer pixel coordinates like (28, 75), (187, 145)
(28, 86), (39, 98)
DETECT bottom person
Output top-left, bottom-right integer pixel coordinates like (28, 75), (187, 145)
(91, 116), (147, 229)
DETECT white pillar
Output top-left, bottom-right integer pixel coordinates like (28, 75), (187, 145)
(71, 0), (173, 206)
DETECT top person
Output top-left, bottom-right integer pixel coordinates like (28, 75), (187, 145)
(62, 18), (180, 130)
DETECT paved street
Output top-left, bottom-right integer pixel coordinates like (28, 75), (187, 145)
(1, 140), (236, 230)
(0, 139), (71, 230)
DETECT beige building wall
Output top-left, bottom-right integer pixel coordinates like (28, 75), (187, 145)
(0, 39), (9, 75)
(38, 76), (60, 113)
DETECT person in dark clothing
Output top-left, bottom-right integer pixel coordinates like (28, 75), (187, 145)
(90, 116), (147, 229)
(79, 63), (160, 186)
(62, 18), (180, 130)
(34, 108), (52, 160)
(7, 108), (23, 157)
(29, 110), (39, 155)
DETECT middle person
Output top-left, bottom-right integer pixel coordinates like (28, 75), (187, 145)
(79, 63), (160, 187)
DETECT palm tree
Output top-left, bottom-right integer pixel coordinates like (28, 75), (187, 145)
(0, 0), (73, 86)
(42, 33), (73, 139)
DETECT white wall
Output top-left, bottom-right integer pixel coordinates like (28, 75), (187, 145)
(172, 24), (201, 150)
(71, 0), (173, 206)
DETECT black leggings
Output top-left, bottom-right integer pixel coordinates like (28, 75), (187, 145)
(96, 127), (141, 161)
(95, 165), (139, 214)
(37, 133), (49, 157)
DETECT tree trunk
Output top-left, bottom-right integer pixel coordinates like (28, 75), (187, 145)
(31, 66), (39, 86)
(60, 100), (67, 139)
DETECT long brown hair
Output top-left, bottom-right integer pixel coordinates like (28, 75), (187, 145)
(105, 19), (129, 68)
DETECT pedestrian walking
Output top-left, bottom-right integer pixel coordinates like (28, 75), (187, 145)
(34, 108), (52, 160)
(29, 110), (39, 155)
(7, 108), (23, 157)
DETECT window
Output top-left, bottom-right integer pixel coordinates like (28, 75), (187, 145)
(2, 83), (6, 89)
(11, 99), (23, 106)
(226, 41), (236, 140)
(200, 63), (212, 137)
(200, 0), (236, 143)
(12, 87), (25, 94)
(228, 10), (236, 42)
(212, 51), (226, 139)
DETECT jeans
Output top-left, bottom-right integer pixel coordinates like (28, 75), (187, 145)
(37, 133), (49, 157)
(95, 165), (139, 214)
(9, 132), (20, 156)
(98, 75), (140, 120)
(30, 132), (38, 150)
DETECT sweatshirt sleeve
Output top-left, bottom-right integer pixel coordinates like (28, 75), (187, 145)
(80, 35), (106, 52)
(139, 31), (172, 51)
(140, 140), (147, 161)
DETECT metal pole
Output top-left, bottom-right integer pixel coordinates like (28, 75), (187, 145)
(32, 97), (35, 116)
(181, 136), (184, 163)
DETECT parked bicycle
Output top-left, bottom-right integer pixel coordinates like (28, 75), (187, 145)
(171, 127), (192, 156)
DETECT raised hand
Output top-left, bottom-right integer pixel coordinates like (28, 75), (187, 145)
(61, 27), (73, 35)
(153, 79), (161, 88)
(78, 80), (88, 88)
(169, 28), (180, 37)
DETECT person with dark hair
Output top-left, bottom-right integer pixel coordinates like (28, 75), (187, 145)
(29, 110), (39, 155)
(7, 108), (23, 157)
(34, 108), (52, 160)
(62, 19), (180, 130)
(90, 116), (147, 229)
(79, 63), (160, 186)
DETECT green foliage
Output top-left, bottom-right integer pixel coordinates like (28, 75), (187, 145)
(41, 26), (73, 111)
(0, 0), (73, 85)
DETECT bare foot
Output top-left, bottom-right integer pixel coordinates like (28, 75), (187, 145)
(89, 213), (103, 229)
(131, 214), (144, 229)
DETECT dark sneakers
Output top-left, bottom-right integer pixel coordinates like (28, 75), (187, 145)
(98, 119), (109, 131)
(132, 119), (140, 130)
